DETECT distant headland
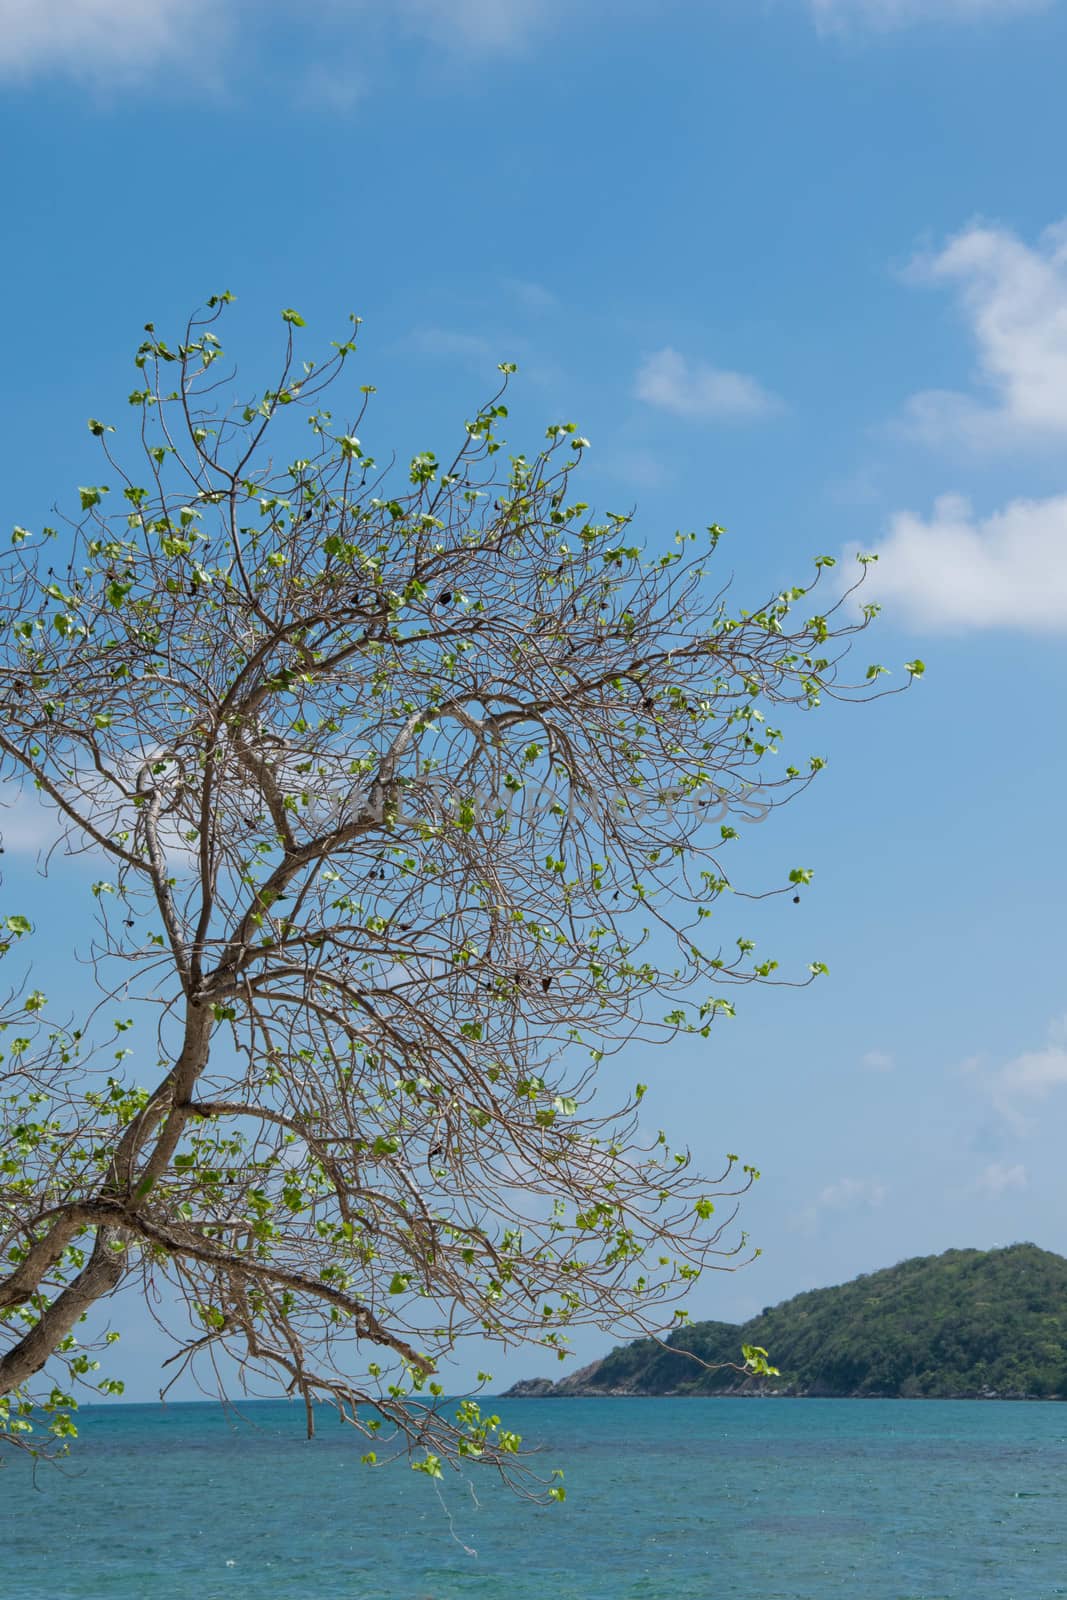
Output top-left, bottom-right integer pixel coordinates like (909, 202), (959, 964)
(504, 1244), (1067, 1401)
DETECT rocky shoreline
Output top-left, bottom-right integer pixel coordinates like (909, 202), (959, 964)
(504, 1377), (1055, 1400)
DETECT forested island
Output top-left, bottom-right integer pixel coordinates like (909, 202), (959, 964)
(506, 1245), (1067, 1401)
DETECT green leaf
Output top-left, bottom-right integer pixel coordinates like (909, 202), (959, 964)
(741, 1343), (780, 1377)
(281, 309), (306, 328)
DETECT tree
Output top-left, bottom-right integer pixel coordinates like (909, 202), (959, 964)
(0, 299), (916, 1486)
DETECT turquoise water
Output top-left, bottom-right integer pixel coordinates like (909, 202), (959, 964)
(6, 1398), (1067, 1598)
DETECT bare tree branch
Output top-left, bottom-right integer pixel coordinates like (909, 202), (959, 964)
(0, 300), (913, 1483)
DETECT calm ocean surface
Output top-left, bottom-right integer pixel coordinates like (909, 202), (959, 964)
(6, 1397), (1067, 1599)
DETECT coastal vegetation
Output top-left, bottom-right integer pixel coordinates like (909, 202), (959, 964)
(0, 301), (911, 1483)
(507, 1244), (1067, 1400)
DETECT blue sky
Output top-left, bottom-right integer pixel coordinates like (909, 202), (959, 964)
(3, 0), (1067, 1397)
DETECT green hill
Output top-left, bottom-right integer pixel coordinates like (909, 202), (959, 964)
(506, 1244), (1067, 1400)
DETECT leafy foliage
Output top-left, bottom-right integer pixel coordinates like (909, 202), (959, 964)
(513, 1245), (1067, 1400)
(0, 300), (902, 1479)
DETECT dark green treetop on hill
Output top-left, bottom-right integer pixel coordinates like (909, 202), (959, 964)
(511, 1245), (1067, 1400)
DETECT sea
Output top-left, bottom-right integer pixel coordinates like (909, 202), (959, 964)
(5, 1397), (1066, 1599)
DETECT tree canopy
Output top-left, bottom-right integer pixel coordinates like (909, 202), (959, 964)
(0, 299), (915, 1488)
(510, 1244), (1067, 1401)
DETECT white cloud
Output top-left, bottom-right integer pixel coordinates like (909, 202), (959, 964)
(813, 0), (1049, 28)
(818, 1176), (887, 1210)
(417, 0), (1050, 42)
(0, 790), (114, 865)
(0, 794), (66, 856)
(410, 0), (1051, 54)
(0, 0), (549, 84)
(2, 0), (1052, 85)
(969, 1018), (1067, 1134)
(792, 1176), (887, 1233)
(504, 278), (559, 313)
(862, 221), (1067, 631)
(0, 0), (217, 81)
(406, 327), (497, 364)
(997, 1041), (1067, 1103)
(392, 0), (547, 52)
(297, 62), (367, 113)
(404, 325), (565, 388)
(861, 1049), (894, 1072)
(860, 490), (1067, 631)
(901, 220), (1067, 450)
(976, 1161), (1028, 1196)
(635, 347), (781, 423)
